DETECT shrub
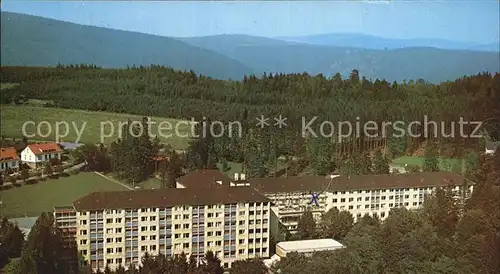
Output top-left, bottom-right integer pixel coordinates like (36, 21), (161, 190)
(26, 179), (38, 185)
(0, 185), (13, 191)
(13, 183), (22, 187)
(61, 172), (71, 177)
(49, 174), (60, 179)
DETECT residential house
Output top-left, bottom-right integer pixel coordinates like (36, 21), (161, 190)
(0, 147), (20, 172)
(21, 143), (62, 168)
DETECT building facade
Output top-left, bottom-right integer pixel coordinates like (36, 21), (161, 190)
(0, 147), (20, 171)
(249, 171), (473, 233)
(54, 187), (272, 271)
(21, 143), (62, 168)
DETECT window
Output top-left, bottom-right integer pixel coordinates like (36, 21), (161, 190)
(349, 198), (354, 202)
(183, 224), (189, 229)
(106, 248), (113, 254)
(340, 198), (345, 202)
(141, 227), (147, 232)
(80, 240), (87, 245)
(116, 237), (122, 242)
(332, 198), (337, 203)
(115, 218), (122, 223)
(107, 238), (113, 243)
(150, 226), (156, 231)
(150, 235), (156, 240)
(141, 236), (147, 241)
(141, 246), (147, 251)
(150, 216), (156, 221)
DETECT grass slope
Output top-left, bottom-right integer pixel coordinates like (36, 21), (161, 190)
(1, 12), (253, 80)
(179, 35), (499, 83)
(392, 156), (462, 171)
(1, 105), (193, 149)
(0, 172), (129, 218)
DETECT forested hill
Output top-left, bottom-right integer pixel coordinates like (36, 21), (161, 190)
(178, 35), (500, 83)
(2, 12), (499, 83)
(2, 66), (499, 144)
(0, 12), (254, 80)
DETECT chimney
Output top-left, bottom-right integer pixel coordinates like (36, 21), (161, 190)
(240, 173), (246, 181)
(234, 173), (239, 181)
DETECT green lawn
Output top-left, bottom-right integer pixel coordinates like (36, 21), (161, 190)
(391, 156), (462, 171)
(0, 83), (19, 90)
(1, 105), (193, 149)
(0, 172), (130, 218)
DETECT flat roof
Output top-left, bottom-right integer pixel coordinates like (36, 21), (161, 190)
(277, 239), (344, 253)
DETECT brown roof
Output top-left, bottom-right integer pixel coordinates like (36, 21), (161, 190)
(177, 169), (232, 188)
(26, 143), (62, 155)
(250, 172), (467, 194)
(0, 147), (19, 162)
(73, 186), (270, 211)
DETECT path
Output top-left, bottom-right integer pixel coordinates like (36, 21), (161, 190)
(93, 172), (134, 190)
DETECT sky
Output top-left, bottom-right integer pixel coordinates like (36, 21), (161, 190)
(1, 1), (499, 44)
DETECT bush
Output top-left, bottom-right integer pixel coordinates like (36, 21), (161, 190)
(26, 179), (38, 185)
(40, 177), (47, 181)
(0, 184), (13, 191)
(69, 169), (80, 175)
(61, 172), (71, 177)
(13, 183), (22, 187)
(49, 174), (60, 179)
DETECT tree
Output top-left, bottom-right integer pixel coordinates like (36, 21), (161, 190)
(423, 141), (439, 172)
(203, 251), (224, 274)
(0, 218), (24, 269)
(43, 162), (53, 176)
(295, 209), (316, 240)
(20, 169), (30, 182)
(373, 149), (390, 174)
(423, 187), (459, 237)
(230, 258), (268, 274)
(319, 208), (354, 240)
(18, 213), (75, 274)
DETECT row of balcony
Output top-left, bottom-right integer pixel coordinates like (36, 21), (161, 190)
(89, 233), (104, 240)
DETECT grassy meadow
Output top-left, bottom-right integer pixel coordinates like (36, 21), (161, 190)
(1, 105), (194, 149)
(0, 172), (130, 218)
(391, 156), (462, 171)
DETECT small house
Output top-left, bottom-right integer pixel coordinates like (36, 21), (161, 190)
(21, 143), (62, 168)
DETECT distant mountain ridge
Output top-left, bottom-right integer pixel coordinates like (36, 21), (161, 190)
(276, 33), (500, 52)
(178, 35), (500, 83)
(2, 12), (499, 83)
(1, 12), (254, 80)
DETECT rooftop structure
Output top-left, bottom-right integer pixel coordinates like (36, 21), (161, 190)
(73, 186), (270, 211)
(275, 238), (345, 257)
(176, 169), (233, 188)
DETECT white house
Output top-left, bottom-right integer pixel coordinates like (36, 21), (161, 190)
(0, 147), (20, 172)
(21, 143), (62, 168)
(485, 141), (499, 155)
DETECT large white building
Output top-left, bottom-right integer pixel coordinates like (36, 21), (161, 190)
(54, 186), (273, 271)
(249, 171), (473, 233)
